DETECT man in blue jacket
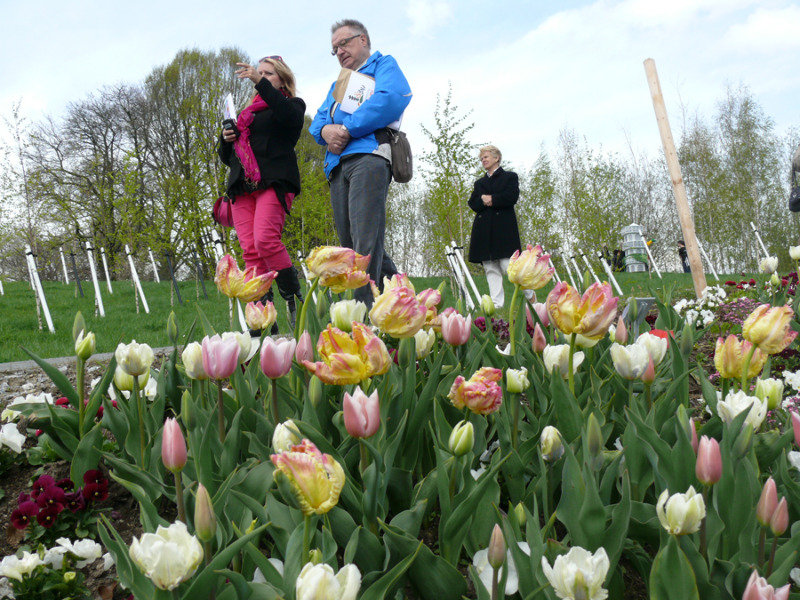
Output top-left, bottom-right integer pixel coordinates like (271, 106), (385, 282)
(310, 19), (412, 306)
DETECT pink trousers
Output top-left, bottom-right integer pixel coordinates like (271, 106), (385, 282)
(231, 188), (294, 274)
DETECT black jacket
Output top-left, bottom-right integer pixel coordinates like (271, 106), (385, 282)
(218, 78), (305, 209)
(467, 167), (522, 263)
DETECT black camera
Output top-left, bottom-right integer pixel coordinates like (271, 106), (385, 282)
(222, 119), (238, 136)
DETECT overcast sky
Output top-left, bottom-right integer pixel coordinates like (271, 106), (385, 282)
(2, 0), (798, 170)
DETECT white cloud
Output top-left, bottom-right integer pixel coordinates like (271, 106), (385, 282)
(719, 5), (800, 52)
(406, 0), (453, 37)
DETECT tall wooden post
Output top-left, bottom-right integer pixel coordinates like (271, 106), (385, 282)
(644, 58), (707, 298)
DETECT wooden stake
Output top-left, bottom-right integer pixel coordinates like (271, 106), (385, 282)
(644, 58), (707, 298)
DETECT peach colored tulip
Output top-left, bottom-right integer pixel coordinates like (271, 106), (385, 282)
(448, 367), (503, 415)
(305, 246), (370, 293)
(245, 300), (277, 331)
(743, 304), (798, 355)
(546, 282), (618, 340)
(214, 254), (275, 303)
(770, 497), (789, 536)
(506, 244), (554, 290)
(369, 286), (427, 338)
(343, 387), (380, 438)
(714, 335), (767, 379)
(302, 323), (391, 386)
(270, 439), (345, 516)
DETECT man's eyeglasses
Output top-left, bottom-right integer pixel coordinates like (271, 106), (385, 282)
(331, 35), (362, 56)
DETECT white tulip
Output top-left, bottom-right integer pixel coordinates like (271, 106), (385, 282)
(656, 486), (706, 536)
(543, 344), (584, 379)
(129, 521), (203, 590)
(609, 343), (650, 380)
(635, 332), (668, 366)
(542, 546), (610, 600)
(295, 562), (361, 600)
(717, 390), (767, 430)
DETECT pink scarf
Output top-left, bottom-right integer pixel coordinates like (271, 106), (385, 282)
(234, 89), (291, 185)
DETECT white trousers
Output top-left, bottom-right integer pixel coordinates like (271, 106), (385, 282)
(482, 258), (534, 309)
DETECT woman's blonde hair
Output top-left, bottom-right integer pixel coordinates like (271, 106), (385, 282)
(259, 56), (297, 98)
(480, 145), (502, 162)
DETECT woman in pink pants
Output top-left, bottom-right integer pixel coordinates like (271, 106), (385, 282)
(218, 56), (304, 331)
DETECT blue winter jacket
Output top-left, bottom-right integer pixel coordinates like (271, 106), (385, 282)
(310, 51), (412, 178)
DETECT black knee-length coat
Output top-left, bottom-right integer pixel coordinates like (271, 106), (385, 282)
(467, 167), (522, 263)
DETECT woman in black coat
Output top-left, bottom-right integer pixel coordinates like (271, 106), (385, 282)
(218, 56), (305, 329)
(468, 145), (524, 310)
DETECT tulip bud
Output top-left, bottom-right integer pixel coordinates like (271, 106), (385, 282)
(448, 420), (474, 457)
(690, 418), (699, 454)
(695, 436), (722, 486)
(307, 549), (323, 565)
(272, 419), (302, 453)
(540, 425), (564, 462)
(614, 317), (628, 345)
(308, 375), (324, 407)
(756, 477), (778, 527)
(513, 502), (527, 527)
(770, 272), (781, 287)
(755, 378), (784, 410)
(480, 294), (495, 316)
(679, 321), (694, 357)
(194, 483), (216, 543)
(114, 365), (149, 392)
(75, 330), (96, 361)
(181, 390), (196, 430)
(487, 524), (506, 569)
(640, 355), (656, 385)
(792, 411), (800, 448)
(506, 367), (529, 394)
(769, 497), (789, 536)
(73, 311), (86, 343)
(586, 413), (603, 467)
(532, 323), (547, 353)
(162, 418), (187, 474)
(167, 311), (179, 345)
(295, 331), (313, 364)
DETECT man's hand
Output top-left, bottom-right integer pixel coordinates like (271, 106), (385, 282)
(481, 194), (493, 207)
(322, 124), (351, 155)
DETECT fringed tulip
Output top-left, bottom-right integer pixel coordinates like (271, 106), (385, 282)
(369, 286), (427, 338)
(161, 418), (187, 474)
(507, 244), (554, 290)
(330, 299), (367, 332)
(695, 436), (722, 486)
(506, 367), (529, 393)
(448, 420), (474, 457)
(656, 486), (706, 535)
(714, 335), (767, 379)
(717, 390), (767, 431)
(272, 419), (302, 453)
(532, 323), (547, 353)
(302, 323), (391, 386)
(609, 343), (650, 380)
(129, 521), (203, 590)
(441, 312), (472, 347)
(543, 344), (584, 379)
(201, 334), (240, 380)
(448, 367), (503, 415)
(295, 562), (361, 600)
(382, 273), (414, 291)
(295, 331), (314, 363)
(305, 246), (370, 293)
(546, 281), (618, 340)
(542, 546), (610, 600)
(245, 300), (277, 331)
(260, 337), (296, 379)
(757, 478), (778, 527)
(343, 387), (380, 438)
(115, 340), (155, 377)
(742, 570), (790, 600)
(743, 304), (798, 355)
(181, 342), (208, 380)
(270, 439), (346, 516)
(214, 254), (276, 302)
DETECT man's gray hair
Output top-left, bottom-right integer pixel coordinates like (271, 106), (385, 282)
(332, 19), (371, 49)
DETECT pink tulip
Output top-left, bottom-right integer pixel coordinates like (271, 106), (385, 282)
(295, 331), (313, 364)
(695, 436), (722, 486)
(526, 302), (550, 329)
(770, 497), (789, 536)
(487, 524), (506, 569)
(756, 477), (778, 527)
(791, 411), (800, 448)
(690, 418), (699, 454)
(343, 386), (380, 438)
(614, 317), (628, 345)
(641, 355), (656, 385)
(260, 337), (297, 379)
(532, 323), (547, 353)
(441, 312), (472, 347)
(201, 334), (241, 380)
(161, 418), (187, 474)
(742, 569), (790, 600)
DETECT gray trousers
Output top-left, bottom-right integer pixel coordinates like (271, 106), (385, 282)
(330, 154), (395, 306)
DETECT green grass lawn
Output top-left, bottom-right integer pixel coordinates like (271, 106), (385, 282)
(0, 270), (729, 363)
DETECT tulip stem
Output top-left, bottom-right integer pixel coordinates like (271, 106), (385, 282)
(359, 440), (369, 478)
(645, 382), (652, 411)
(508, 284), (521, 357)
(203, 541), (215, 600)
(699, 486), (709, 560)
(767, 533), (779, 576)
(758, 527), (766, 566)
(511, 392), (520, 451)
(217, 382), (226, 443)
(174, 470), (186, 524)
(133, 376), (145, 466)
(295, 277), (320, 340)
(740, 345), (757, 391)
(448, 456), (459, 503)
(271, 378), (280, 423)
(302, 514), (312, 565)
(491, 566), (500, 600)
(76, 356), (85, 439)
(568, 333), (577, 395)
